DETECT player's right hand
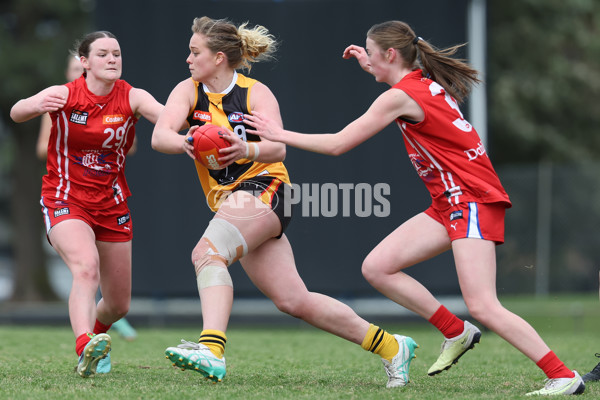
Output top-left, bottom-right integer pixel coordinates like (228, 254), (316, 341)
(183, 125), (198, 159)
(243, 111), (284, 143)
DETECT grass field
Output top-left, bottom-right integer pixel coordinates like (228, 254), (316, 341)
(0, 293), (598, 399)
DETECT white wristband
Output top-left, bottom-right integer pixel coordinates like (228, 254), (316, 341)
(245, 142), (259, 161)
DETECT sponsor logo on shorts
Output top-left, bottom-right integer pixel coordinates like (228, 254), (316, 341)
(227, 112), (244, 124)
(116, 213), (130, 226)
(192, 111), (212, 122)
(102, 114), (125, 124)
(54, 207), (70, 218)
(69, 110), (88, 125)
(450, 210), (463, 221)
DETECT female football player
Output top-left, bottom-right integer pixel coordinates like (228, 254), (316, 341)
(10, 31), (162, 377)
(152, 16), (418, 387)
(244, 20), (584, 396)
(36, 51), (139, 343)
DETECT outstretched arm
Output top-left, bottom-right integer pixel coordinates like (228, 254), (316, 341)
(245, 89), (411, 156)
(130, 88), (164, 125)
(218, 82), (286, 167)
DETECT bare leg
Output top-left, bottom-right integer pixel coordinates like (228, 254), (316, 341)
(362, 212), (451, 319)
(241, 234), (369, 344)
(49, 219), (100, 336)
(96, 240), (132, 325)
(453, 238), (550, 362)
(192, 191), (281, 332)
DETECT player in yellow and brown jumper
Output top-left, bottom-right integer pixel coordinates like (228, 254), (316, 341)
(152, 16), (418, 387)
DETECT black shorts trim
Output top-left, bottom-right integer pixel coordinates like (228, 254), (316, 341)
(232, 176), (293, 238)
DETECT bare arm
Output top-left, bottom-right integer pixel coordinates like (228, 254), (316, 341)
(246, 82), (286, 162)
(36, 113), (52, 160)
(342, 44), (372, 74)
(10, 85), (68, 123)
(128, 89), (161, 156)
(129, 88), (163, 125)
(245, 88), (416, 156)
(218, 81), (286, 166)
(151, 79), (194, 156)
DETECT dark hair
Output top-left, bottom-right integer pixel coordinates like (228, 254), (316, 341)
(74, 31), (118, 59)
(367, 21), (480, 103)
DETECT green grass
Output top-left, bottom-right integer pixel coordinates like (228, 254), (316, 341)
(0, 293), (598, 399)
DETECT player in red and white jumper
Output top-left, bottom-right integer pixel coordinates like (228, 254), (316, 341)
(245, 20), (584, 396)
(10, 31), (163, 377)
(37, 52), (139, 343)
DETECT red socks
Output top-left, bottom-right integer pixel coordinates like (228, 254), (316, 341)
(428, 305), (465, 338)
(75, 319), (112, 356)
(94, 319), (112, 335)
(430, 307), (573, 380)
(75, 333), (93, 356)
(537, 351), (574, 379)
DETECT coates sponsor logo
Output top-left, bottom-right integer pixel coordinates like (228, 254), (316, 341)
(193, 111), (212, 122)
(103, 114), (125, 124)
(116, 213), (130, 226)
(464, 141), (487, 161)
(227, 112), (244, 124)
(69, 110), (88, 125)
(54, 207), (70, 218)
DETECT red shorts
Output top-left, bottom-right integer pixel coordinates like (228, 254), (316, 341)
(40, 197), (133, 243)
(424, 202), (506, 244)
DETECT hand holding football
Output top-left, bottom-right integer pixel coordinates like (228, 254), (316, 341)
(188, 124), (231, 170)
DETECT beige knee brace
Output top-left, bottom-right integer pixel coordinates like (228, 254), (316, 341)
(195, 219), (248, 290)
